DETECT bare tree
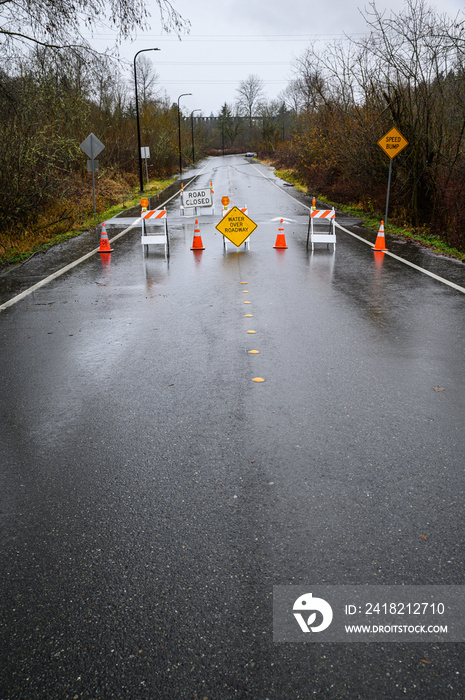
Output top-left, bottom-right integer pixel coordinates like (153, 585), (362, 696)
(0, 0), (189, 56)
(256, 99), (283, 152)
(355, 0), (465, 224)
(279, 80), (305, 114)
(290, 48), (328, 112)
(283, 0), (465, 243)
(94, 60), (128, 116)
(132, 54), (161, 108)
(236, 74), (265, 127)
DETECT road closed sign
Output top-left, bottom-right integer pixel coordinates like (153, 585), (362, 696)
(215, 206), (258, 247)
(378, 127), (408, 159)
(182, 188), (213, 208)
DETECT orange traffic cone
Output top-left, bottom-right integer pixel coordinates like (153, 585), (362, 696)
(99, 222), (113, 252)
(273, 219), (288, 249)
(191, 219), (205, 250)
(210, 180), (214, 194)
(373, 221), (388, 252)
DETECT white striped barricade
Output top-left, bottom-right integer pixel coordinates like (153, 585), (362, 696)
(141, 209), (169, 259)
(306, 208), (336, 251)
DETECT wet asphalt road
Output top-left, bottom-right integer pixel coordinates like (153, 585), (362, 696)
(1, 155), (465, 699)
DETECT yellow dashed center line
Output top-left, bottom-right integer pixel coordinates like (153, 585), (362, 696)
(240, 281), (265, 383)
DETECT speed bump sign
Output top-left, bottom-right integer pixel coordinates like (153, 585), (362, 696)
(215, 206), (257, 247)
(378, 127), (408, 159)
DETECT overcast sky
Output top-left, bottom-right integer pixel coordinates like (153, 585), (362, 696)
(87, 0), (465, 115)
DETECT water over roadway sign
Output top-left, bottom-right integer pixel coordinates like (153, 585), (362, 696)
(182, 188), (213, 208)
(215, 205), (258, 247)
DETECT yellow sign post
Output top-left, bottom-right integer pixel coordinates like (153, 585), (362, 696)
(377, 126), (409, 226)
(215, 205), (257, 248)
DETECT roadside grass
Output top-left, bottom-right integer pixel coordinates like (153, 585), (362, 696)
(273, 167), (465, 262)
(0, 173), (176, 271)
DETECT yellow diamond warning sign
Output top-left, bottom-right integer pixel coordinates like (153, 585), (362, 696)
(378, 127), (408, 159)
(215, 206), (257, 247)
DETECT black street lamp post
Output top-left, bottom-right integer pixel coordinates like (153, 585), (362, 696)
(134, 48), (160, 193)
(177, 93), (192, 180)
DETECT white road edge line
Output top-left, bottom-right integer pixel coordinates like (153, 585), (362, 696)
(251, 161), (465, 295)
(0, 172), (204, 312)
(336, 222), (465, 295)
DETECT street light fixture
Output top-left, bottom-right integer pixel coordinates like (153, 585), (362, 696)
(177, 93), (192, 180)
(134, 48), (160, 193)
(190, 109), (201, 164)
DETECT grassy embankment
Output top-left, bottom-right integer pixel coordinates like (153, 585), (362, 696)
(274, 168), (465, 262)
(0, 172), (177, 271)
